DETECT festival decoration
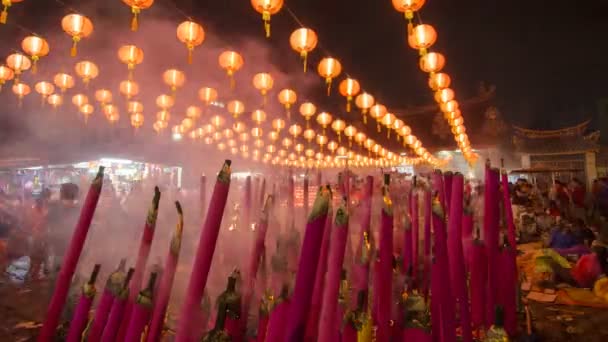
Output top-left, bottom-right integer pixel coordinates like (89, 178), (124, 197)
(331, 119), (345, 142)
(186, 105), (202, 119)
(290, 27), (318, 72)
(21, 36), (49, 74)
(354, 92), (374, 124)
(198, 87), (218, 106)
(6, 52), (31, 84)
(251, 0), (284, 37)
(0, 65), (14, 90)
(338, 78), (360, 112)
(0, 0), (23, 24)
(74, 60), (99, 86)
(391, 0), (426, 33)
(369, 103), (386, 132)
(163, 68), (186, 94)
(127, 100), (143, 114)
(408, 24), (437, 55)
(119, 80), (139, 99)
(61, 14), (93, 57)
(122, 0), (154, 31)
(316, 111), (332, 134)
(94, 89), (112, 105)
(53, 73), (75, 93)
(299, 101), (316, 128)
(176, 20), (205, 64)
(103, 104), (120, 123)
(79, 104), (94, 122)
(252, 72), (274, 105)
(117, 45), (144, 80)
(344, 125), (357, 147)
(34, 81), (54, 105)
(156, 94), (174, 110)
(12, 82), (30, 105)
(227, 100), (245, 118)
(271, 118), (285, 133)
(429, 72), (451, 90)
(419, 51), (445, 73)
(218, 50), (244, 89)
(47, 93), (63, 109)
(131, 113), (144, 129)
(71, 93), (88, 108)
(251, 109), (267, 125)
(317, 57), (342, 96)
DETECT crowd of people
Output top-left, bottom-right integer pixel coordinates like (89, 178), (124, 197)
(510, 177), (608, 292)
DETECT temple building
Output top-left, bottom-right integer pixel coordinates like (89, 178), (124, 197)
(510, 120), (600, 188)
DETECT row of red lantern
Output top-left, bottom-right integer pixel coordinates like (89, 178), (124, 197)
(391, 0), (477, 164)
(2, 3), (442, 167)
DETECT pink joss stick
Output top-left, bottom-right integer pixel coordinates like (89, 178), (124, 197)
(305, 201), (333, 340)
(124, 271), (159, 342)
(38, 167), (105, 342)
(265, 286), (290, 342)
(66, 264), (101, 342)
(88, 259), (127, 342)
(242, 196), (274, 335)
(462, 202), (474, 273)
(101, 268), (135, 342)
(422, 188), (431, 299)
(146, 202), (184, 342)
(120, 187), (162, 335)
(403, 328), (432, 341)
(410, 177), (420, 284)
(377, 174), (394, 342)
(284, 186), (332, 341)
(303, 174), (310, 219)
(353, 176), (374, 293)
(443, 171), (453, 213)
(244, 175), (252, 230)
(431, 170), (456, 342)
(470, 230), (487, 331)
(200, 175), (207, 220)
(446, 173), (472, 342)
(318, 201), (349, 342)
(175, 160), (232, 342)
(484, 168), (500, 326)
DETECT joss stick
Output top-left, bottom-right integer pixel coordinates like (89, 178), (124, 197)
(119, 187), (162, 339)
(146, 202), (184, 342)
(318, 200), (349, 342)
(101, 268), (135, 342)
(175, 160), (232, 342)
(284, 186), (331, 341)
(446, 173), (472, 342)
(38, 167), (105, 342)
(376, 174), (394, 342)
(66, 264), (101, 342)
(124, 271), (159, 342)
(88, 259), (126, 342)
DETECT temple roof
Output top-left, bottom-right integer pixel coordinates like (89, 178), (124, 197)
(513, 121), (600, 155)
(513, 120), (591, 139)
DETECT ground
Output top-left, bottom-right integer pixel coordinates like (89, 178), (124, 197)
(1, 277), (608, 341)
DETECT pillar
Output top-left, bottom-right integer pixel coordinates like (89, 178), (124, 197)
(585, 151), (598, 190)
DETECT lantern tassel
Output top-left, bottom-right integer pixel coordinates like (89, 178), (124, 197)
(70, 40), (79, 58)
(0, 83), (3, 92)
(263, 11), (271, 38)
(326, 78), (332, 97)
(230, 75), (235, 90)
(0, 6), (8, 25)
(131, 7), (140, 32)
(363, 113), (367, 124)
(286, 109), (291, 121)
(187, 47), (193, 65)
(31, 60), (38, 74)
(377, 122), (381, 133)
(387, 129), (391, 139)
(346, 98), (351, 113)
(338, 134), (341, 143)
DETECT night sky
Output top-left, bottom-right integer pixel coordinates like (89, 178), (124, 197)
(2, 0), (608, 134)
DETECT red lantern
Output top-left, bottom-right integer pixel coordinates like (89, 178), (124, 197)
(250, 0), (284, 38)
(122, 0), (154, 31)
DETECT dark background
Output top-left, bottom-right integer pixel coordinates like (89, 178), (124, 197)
(1, 0), (607, 147)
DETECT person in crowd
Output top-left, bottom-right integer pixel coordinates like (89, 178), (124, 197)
(46, 183), (80, 271)
(27, 196), (49, 280)
(549, 240), (608, 288)
(548, 220), (579, 250)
